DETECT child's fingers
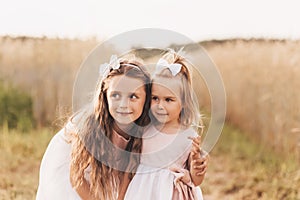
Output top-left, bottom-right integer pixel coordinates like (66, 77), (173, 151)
(191, 152), (209, 176)
(190, 151), (200, 162)
(192, 142), (201, 153)
(188, 136), (201, 145)
(190, 151), (199, 162)
(191, 146), (209, 161)
(192, 164), (207, 176)
(196, 166), (207, 176)
(192, 138), (200, 146)
(192, 136), (201, 145)
(200, 153), (210, 163)
(193, 159), (208, 170)
(190, 136), (202, 152)
(192, 157), (206, 166)
(192, 154), (209, 166)
(192, 140), (200, 147)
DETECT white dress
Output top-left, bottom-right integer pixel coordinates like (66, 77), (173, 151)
(36, 122), (130, 200)
(36, 123), (81, 200)
(124, 125), (203, 200)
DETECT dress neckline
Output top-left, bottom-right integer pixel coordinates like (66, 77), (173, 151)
(112, 123), (131, 141)
(112, 129), (131, 142)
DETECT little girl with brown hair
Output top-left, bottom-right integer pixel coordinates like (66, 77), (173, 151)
(36, 55), (152, 200)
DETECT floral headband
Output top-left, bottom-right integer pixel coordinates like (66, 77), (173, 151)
(99, 55), (141, 78)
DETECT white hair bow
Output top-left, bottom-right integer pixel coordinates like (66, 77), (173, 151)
(156, 58), (182, 76)
(99, 55), (120, 77)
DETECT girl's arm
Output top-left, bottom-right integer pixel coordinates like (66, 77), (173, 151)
(188, 136), (209, 186)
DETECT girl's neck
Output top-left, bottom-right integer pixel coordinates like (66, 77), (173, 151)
(113, 123), (132, 140)
(154, 121), (182, 134)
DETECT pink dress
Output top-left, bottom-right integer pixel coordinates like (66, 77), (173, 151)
(124, 125), (203, 200)
(36, 122), (129, 200)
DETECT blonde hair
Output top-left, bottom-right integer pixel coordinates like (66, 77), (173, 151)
(70, 57), (151, 199)
(153, 49), (203, 133)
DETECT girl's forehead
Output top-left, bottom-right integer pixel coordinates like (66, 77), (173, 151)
(108, 75), (145, 92)
(152, 77), (182, 96)
(152, 77), (181, 88)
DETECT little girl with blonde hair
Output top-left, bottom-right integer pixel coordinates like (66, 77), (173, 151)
(124, 49), (208, 200)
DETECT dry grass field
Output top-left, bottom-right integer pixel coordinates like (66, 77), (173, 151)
(0, 128), (53, 200)
(0, 36), (299, 199)
(0, 125), (298, 199)
(203, 39), (300, 157)
(0, 36), (97, 127)
(202, 125), (299, 200)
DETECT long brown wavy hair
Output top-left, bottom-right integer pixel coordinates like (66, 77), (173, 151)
(70, 57), (151, 199)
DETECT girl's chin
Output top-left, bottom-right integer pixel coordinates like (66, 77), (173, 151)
(115, 121), (134, 128)
(153, 116), (168, 124)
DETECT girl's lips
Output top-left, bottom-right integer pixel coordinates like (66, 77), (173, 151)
(117, 111), (132, 114)
(155, 112), (168, 115)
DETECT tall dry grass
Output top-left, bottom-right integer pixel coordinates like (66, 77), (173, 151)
(0, 36), (97, 127)
(0, 36), (299, 158)
(202, 39), (300, 158)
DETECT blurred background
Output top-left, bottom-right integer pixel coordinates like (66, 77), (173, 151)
(0, 0), (299, 199)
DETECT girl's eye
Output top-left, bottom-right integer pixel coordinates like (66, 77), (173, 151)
(166, 98), (173, 102)
(111, 93), (120, 99)
(130, 94), (138, 99)
(152, 96), (159, 101)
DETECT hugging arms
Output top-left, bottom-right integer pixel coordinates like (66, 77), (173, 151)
(36, 50), (209, 200)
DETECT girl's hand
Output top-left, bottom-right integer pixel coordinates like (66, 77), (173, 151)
(188, 136), (209, 185)
(190, 136), (201, 158)
(190, 136), (209, 175)
(191, 153), (209, 176)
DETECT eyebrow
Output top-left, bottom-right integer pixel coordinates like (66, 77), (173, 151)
(151, 94), (176, 99)
(109, 90), (121, 93)
(164, 96), (176, 99)
(110, 90), (143, 95)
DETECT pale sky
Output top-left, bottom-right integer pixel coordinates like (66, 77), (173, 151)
(1, 0), (300, 41)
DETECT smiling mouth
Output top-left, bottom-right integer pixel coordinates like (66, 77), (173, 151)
(117, 111), (133, 115)
(155, 112), (168, 116)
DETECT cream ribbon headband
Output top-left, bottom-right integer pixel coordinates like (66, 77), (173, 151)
(99, 55), (140, 78)
(156, 58), (182, 76)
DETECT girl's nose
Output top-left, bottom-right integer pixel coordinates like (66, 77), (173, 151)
(119, 97), (128, 108)
(157, 102), (164, 110)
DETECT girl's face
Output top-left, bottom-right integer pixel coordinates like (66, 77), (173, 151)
(107, 75), (146, 125)
(151, 77), (182, 127)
